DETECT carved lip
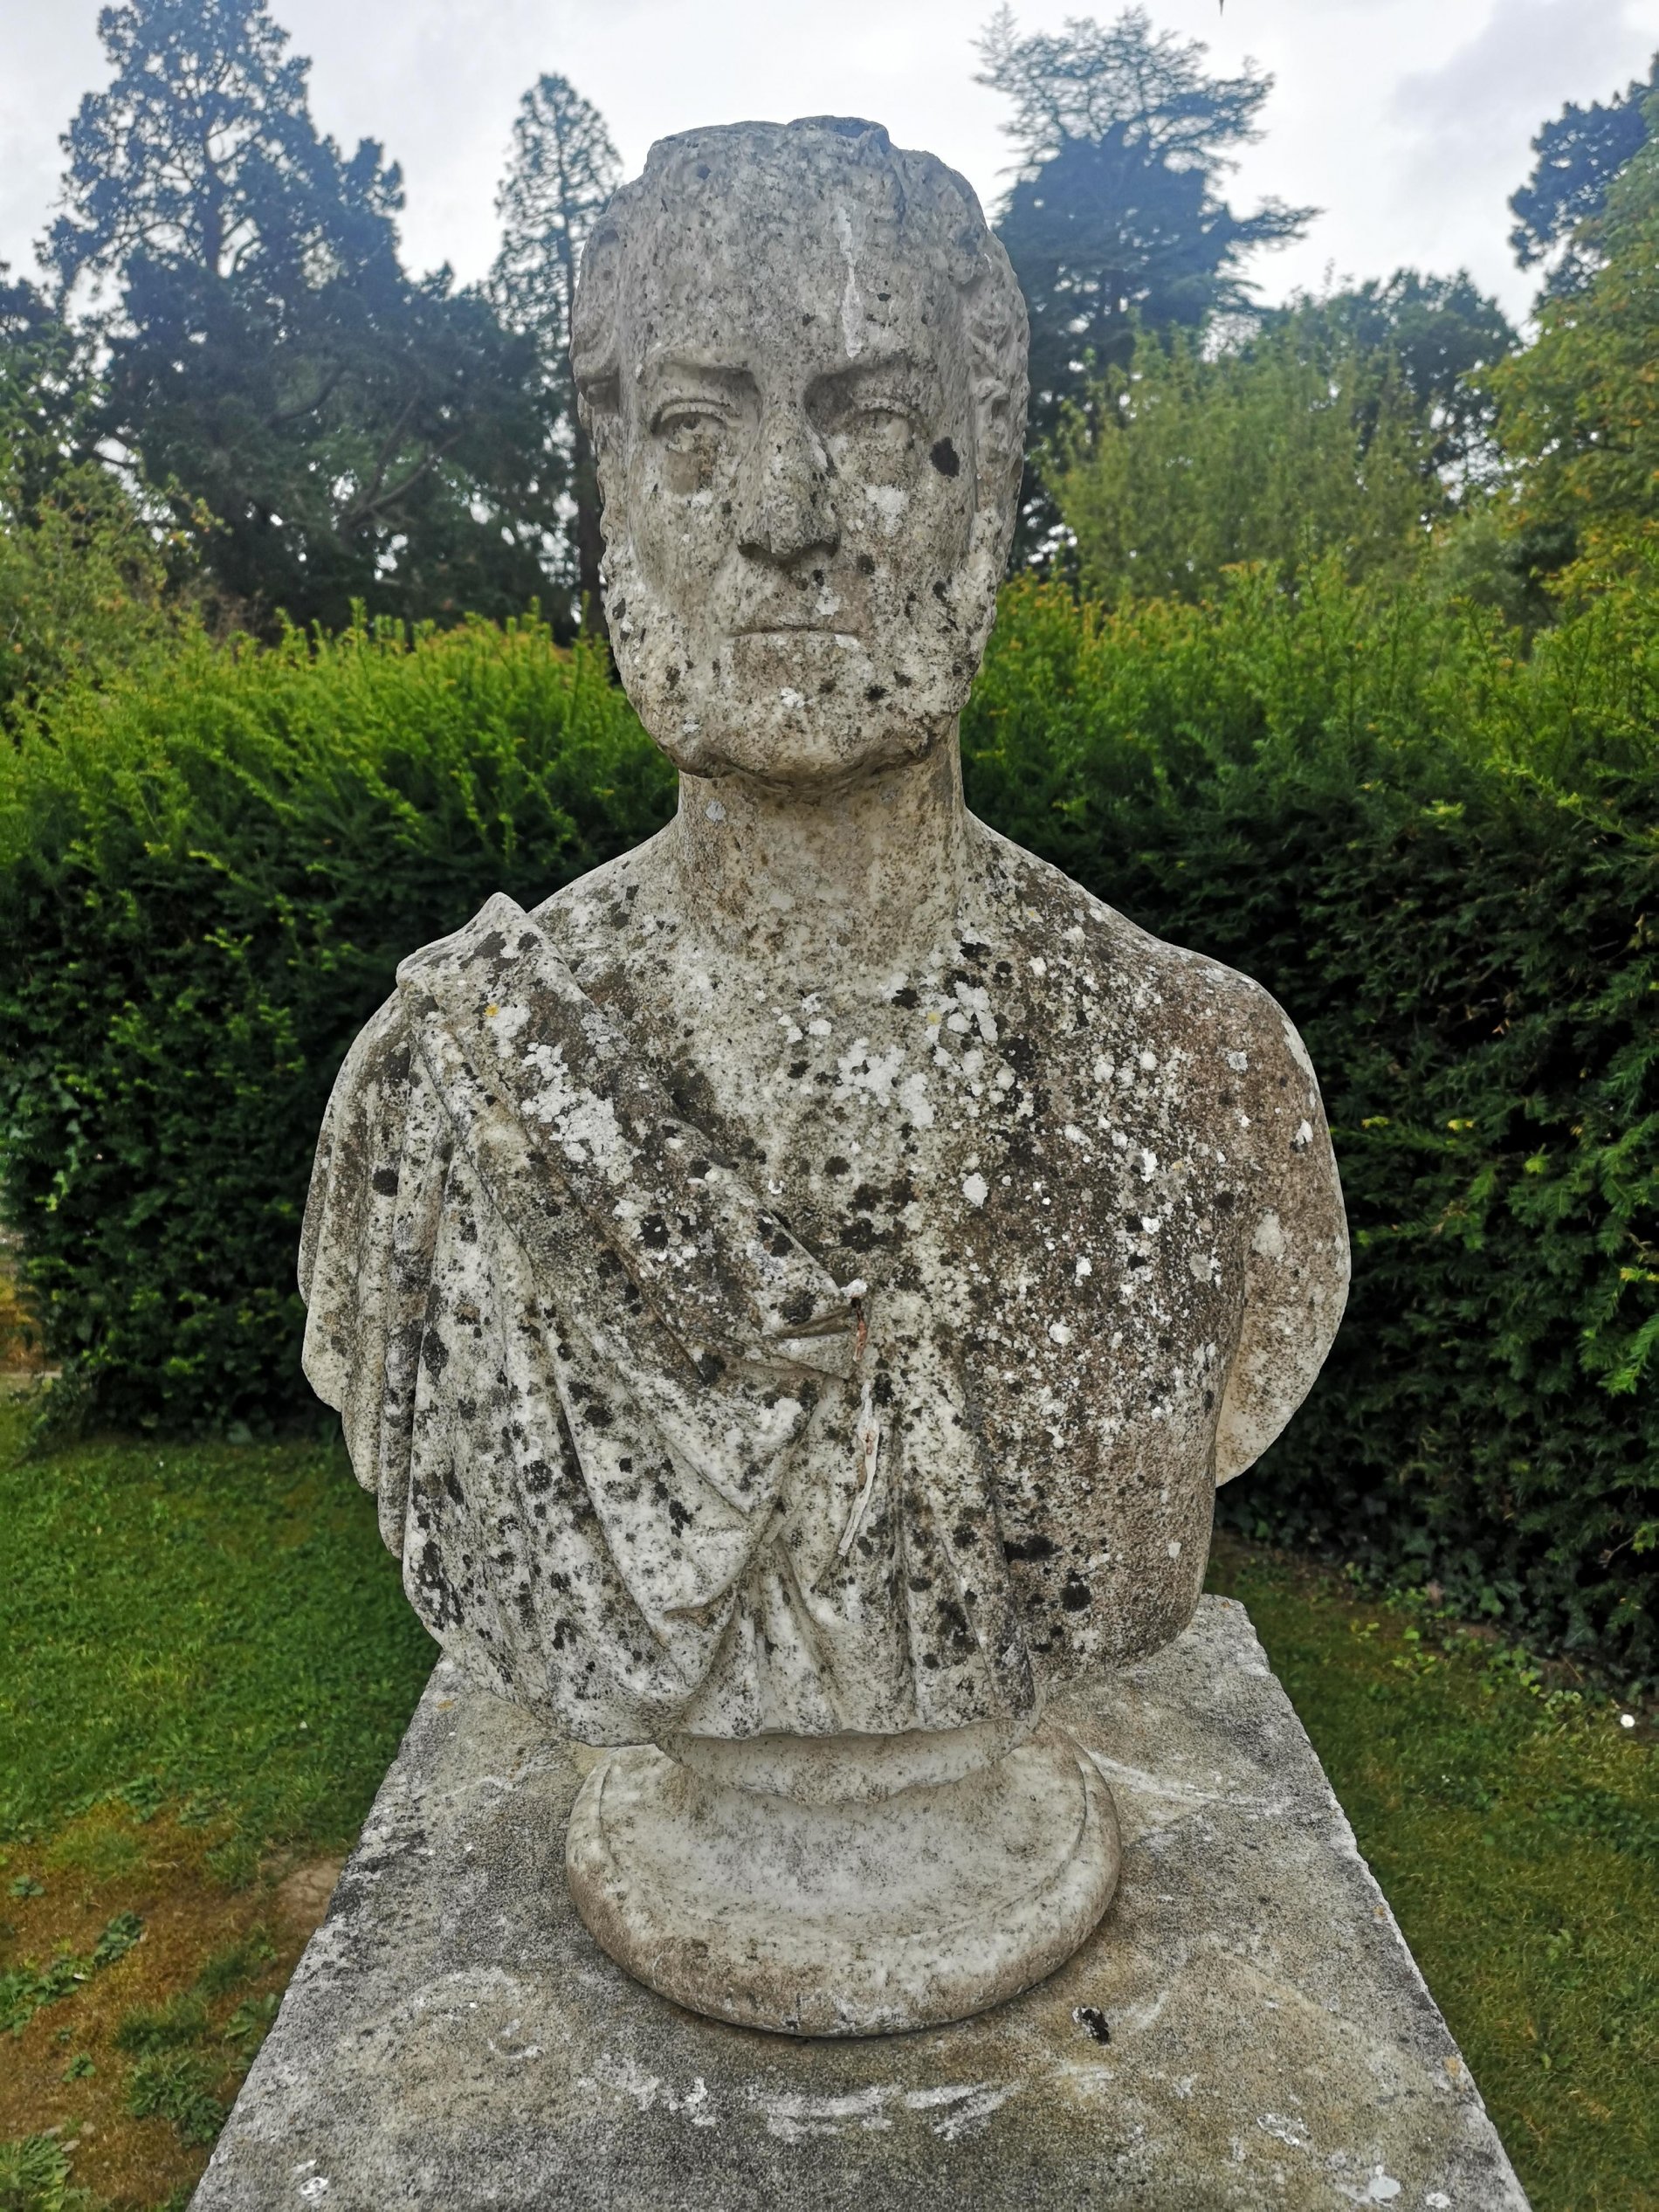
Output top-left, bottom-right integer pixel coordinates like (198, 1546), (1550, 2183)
(734, 623), (864, 640)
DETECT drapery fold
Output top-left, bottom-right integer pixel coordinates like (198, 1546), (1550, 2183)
(300, 895), (1033, 1743)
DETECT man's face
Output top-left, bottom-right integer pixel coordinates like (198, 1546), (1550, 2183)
(595, 171), (990, 786)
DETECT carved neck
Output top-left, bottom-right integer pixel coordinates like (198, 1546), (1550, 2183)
(670, 735), (972, 983)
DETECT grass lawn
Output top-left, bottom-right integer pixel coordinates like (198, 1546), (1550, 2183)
(1, 1395), (1654, 2211)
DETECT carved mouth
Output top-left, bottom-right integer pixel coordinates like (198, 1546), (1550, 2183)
(735, 624), (864, 640)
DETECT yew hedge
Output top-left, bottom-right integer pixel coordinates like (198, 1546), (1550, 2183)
(1, 573), (1654, 1677)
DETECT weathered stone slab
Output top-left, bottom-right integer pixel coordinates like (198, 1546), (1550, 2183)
(192, 1599), (1529, 2211)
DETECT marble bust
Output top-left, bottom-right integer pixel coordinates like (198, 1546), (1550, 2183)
(300, 117), (1347, 2036)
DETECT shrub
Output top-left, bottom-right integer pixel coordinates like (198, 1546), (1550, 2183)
(1, 571), (1654, 1677)
(962, 568), (1658, 1680)
(0, 612), (672, 1430)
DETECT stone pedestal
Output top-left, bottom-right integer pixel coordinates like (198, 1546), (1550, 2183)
(190, 1600), (1530, 2211)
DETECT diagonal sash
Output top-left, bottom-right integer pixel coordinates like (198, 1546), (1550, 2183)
(396, 895), (859, 1513)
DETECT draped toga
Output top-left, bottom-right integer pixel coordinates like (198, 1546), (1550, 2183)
(300, 894), (1035, 1745)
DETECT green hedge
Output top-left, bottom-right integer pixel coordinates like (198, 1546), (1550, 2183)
(964, 570), (1658, 1680)
(0, 575), (1654, 1677)
(0, 612), (673, 1430)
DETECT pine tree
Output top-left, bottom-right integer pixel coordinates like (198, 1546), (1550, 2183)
(1510, 58), (1659, 301)
(975, 7), (1313, 564)
(492, 73), (621, 624)
(45, 0), (559, 632)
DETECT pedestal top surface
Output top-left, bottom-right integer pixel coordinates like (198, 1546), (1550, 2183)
(191, 1598), (1529, 2212)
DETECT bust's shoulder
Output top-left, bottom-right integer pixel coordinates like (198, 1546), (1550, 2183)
(528, 830), (677, 981)
(969, 823), (1305, 1075)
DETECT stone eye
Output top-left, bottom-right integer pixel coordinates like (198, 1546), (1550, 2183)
(655, 404), (730, 452)
(653, 404), (732, 494)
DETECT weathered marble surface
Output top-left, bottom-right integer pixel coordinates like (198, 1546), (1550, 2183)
(190, 1601), (1529, 2212)
(298, 113), (1351, 2030)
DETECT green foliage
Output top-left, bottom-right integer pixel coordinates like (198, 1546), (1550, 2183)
(0, 2134), (99, 2212)
(1048, 319), (1441, 605)
(114, 1994), (209, 2057)
(193, 1929), (273, 2000)
(0, 272), (188, 723)
(1493, 115), (1659, 587)
(0, 1914), (144, 2035)
(0, 461), (182, 726)
(961, 570), (1659, 1678)
(1208, 1541), (1658, 2211)
(491, 72), (620, 618)
(125, 2050), (224, 2147)
(976, 4), (1312, 557)
(1510, 56), (1659, 300)
(50, 1), (561, 635)
(0, 613), (671, 1432)
(1275, 269), (1516, 487)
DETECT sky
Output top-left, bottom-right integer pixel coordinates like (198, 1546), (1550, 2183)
(3, 0), (1657, 325)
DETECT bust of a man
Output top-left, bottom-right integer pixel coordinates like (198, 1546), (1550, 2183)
(301, 117), (1347, 2036)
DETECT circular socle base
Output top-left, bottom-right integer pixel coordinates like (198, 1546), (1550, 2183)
(565, 1730), (1119, 2036)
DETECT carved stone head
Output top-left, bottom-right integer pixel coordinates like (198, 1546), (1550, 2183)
(571, 117), (1028, 787)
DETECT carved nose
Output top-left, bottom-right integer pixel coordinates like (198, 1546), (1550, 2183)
(737, 414), (840, 566)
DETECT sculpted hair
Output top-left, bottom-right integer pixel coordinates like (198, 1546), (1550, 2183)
(570, 116), (1029, 580)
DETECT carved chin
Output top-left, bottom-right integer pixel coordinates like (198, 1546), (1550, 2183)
(604, 561), (980, 784)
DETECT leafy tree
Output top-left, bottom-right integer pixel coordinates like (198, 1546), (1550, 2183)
(0, 268), (184, 719)
(45, 0), (560, 633)
(1280, 270), (1514, 488)
(1491, 112), (1659, 587)
(492, 73), (620, 624)
(976, 5), (1313, 558)
(1510, 56), (1658, 299)
(1047, 317), (1438, 607)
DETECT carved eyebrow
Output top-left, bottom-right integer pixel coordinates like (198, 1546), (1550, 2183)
(641, 352), (760, 393)
(809, 353), (933, 410)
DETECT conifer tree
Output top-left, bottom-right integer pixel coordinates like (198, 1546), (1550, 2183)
(46, 0), (558, 632)
(492, 74), (621, 624)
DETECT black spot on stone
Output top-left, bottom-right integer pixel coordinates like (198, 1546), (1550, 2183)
(865, 685), (886, 703)
(372, 1167), (400, 1197)
(857, 552), (876, 575)
(929, 437), (960, 477)
(1004, 1533), (1057, 1561)
(788, 1058), (809, 1078)
(668, 1498), (693, 1534)
(892, 986), (919, 1009)
(640, 1213), (670, 1251)
(1061, 1574), (1092, 1612)
(695, 1352), (726, 1385)
(932, 580), (948, 600)
(824, 1155), (851, 1177)
(696, 162), (711, 178)
(1075, 2006), (1112, 2045)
